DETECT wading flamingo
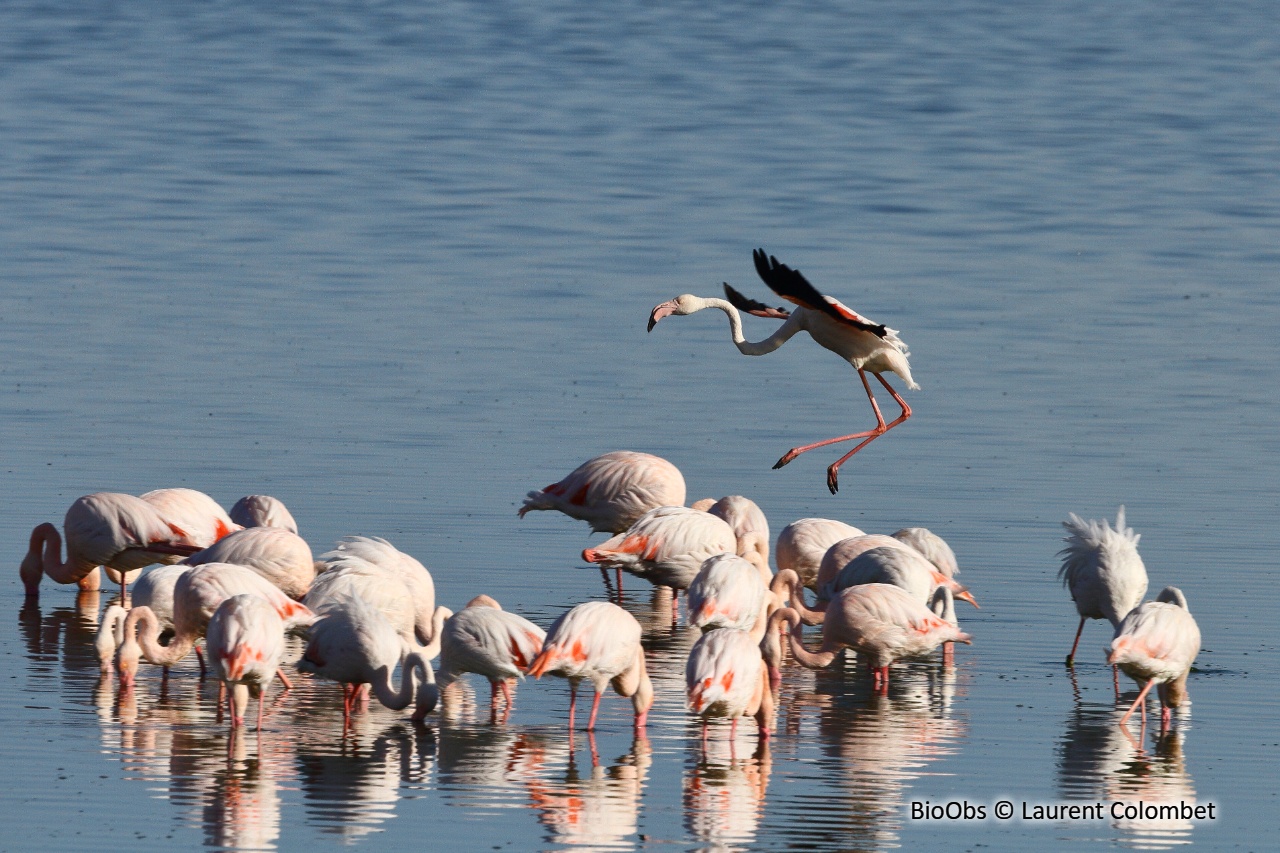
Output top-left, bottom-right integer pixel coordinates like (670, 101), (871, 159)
(305, 556), (449, 660)
(686, 554), (771, 641)
(206, 594), (288, 729)
(185, 526), (317, 599)
(1059, 507), (1148, 669)
(437, 595), (546, 721)
(763, 585), (971, 692)
(297, 594), (438, 727)
(321, 536), (445, 648)
(648, 249), (919, 494)
(230, 495), (299, 534)
(1108, 587), (1201, 732)
(775, 518), (866, 590)
(519, 451), (686, 534)
(20, 493), (204, 599)
(527, 601), (653, 732)
(698, 496), (770, 568)
(686, 627), (774, 750)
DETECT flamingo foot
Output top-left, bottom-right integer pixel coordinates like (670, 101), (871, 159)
(826, 464), (841, 495)
(773, 449), (801, 469)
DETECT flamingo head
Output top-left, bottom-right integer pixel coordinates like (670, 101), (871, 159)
(647, 295), (701, 331)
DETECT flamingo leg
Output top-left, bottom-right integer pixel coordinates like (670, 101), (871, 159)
(1112, 665), (1121, 697)
(258, 690), (266, 731)
(276, 669), (293, 691)
(1160, 704), (1172, 732)
(195, 645), (207, 678)
(730, 718), (739, 761)
(587, 690), (603, 730)
(568, 681), (578, 730)
(943, 641), (954, 667)
(1117, 680), (1156, 728)
(500, 679), (514, 711)
(1065, 617), (1087, 666)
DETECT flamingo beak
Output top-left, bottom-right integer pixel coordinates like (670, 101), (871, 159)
(647, 300), (678, 332)
(957, 590), (980, 609)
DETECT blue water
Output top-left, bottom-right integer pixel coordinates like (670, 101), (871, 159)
(2, 2), (1277, 850)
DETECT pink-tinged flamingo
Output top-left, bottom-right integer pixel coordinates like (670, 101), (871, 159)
(686, 628), (774, 751)
(20, 492), (204, 600)
(320, 536), (445, 649)
(437, 595), (546, 721)
(94, 564), (192, 673)
(206, 594), (288, 729)
(108, 487), (239, 597)
(1059, 507), (1148, 669)
(527, 601), (653, 732)
(762, 585), (971, 692)
(775, 518), (866, 591)
(519, 451), (687, 534)
(185, 526), (317, 599)
(582, 506), (738, 615)
(890, 527), (960, 579)
(698, 496), (771, 568)
(648, 249), (919, 494)
(687, 554), (771, 641)
(116, 562), (313, 688)
(1108, 587), (1201, 732)
(297, 594), (439, 726)
(230, 495), (299, 534)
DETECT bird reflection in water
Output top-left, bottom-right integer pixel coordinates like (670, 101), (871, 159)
(683, 740), (772, 852)
(525, 733), (652, 850)
(1058, 700), (1199, 850)
(18, 591), (108, 678)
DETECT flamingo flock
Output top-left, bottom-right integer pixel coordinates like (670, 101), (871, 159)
(16, 251), (1201, 751)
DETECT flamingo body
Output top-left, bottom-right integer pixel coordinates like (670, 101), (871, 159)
(206, 594), (287, 728)
(1108, 587), (1200, 729)
(687, 554), (770, 640)
(583, 506), (737, 593)
(685, 628), (773, 741)
(185, 526), (316, 599)
(320, 536), (442, 648)
(438, 597), (546, 718)
(775, 518), (866, 590)
(700, 496), (770, 567)
(1059, 507), (1148, 666)
(519, 451), (686, 534)
(890, 527), (960, 578)
(229, 495), (299, 534)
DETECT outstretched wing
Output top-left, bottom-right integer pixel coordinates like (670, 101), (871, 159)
(752, 249), (887, 337)
(722, 283), (790, 319)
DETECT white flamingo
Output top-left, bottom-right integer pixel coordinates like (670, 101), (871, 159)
(1059, 507), (1148, 669)
(1108, 587), (1201, 731)
(520, 451), (686, 534)
(436, 595), (546, 720)
(206, 594), (288, 729)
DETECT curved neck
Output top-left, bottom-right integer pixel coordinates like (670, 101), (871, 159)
(769, 569), (827, 625)
(370, 652), (438, 722)
(126, 605), (194, 667)
(930, 587), (957, 624)
(787, 621), (838, 670)
(417, 607), (452, 659)
(21, 523), (98, 594)
(700, 297), (797, 356)
(95, 605), (129, 672)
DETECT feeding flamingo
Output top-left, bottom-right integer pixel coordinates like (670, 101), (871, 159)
(297, 594), (439, 726)
(20, 492), (204, 600)
(436, 595), (546, 721)
(775, 518), (867, 591)
(527, 601), (653, 732)
(763, 584), (971, 692)
(1108, 587), (1201, 731)
(229, 495), (299, 534)
(320, 535), (446, 648)
(1059, 507), (1148, 669)
(686, 554), (771, 641)
(697, 496), (771, 568)
(648, 249), (919, 494)
(519, 451), (687, 534)
(206, 594), (288, 729)
(686, 627), (774, 750)
(185, 526), (317, 599)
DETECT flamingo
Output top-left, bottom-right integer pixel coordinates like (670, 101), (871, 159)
(116, 562), (314, 688)
(527, 601), (653, 732)
(108, 487), (240, 597)
(230, 495), (299, 534)
(930, 586), (961, 666)
(686, 628), (774, 749)
(1108, 587), (1201, 731)
(686, 554), (771, 641)
(184, 526), (317, 599)
(93, 564), (193, 674)
(206, 594), (288, 729)
(697, 496), (771, 568)
(305, 556), (449, 660)
(297, 594), (439, 726)
(20, 492), (204, 599)
(775, 518), (866, 590)
(320, 536), (445, 648)
(1059, 507), (1148, 668)
(763, 585), (971, 692)
(520, 451), (686, 534)
(436, 595), (546, 721)
(890, 527), (960, 579)
(648, 249), (919, 494)
(582, 506), (738, 614)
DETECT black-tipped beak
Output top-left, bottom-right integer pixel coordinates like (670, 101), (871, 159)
(647, 300), (677, 332)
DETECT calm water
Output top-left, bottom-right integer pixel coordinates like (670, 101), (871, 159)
(2, 1), (1277, 850)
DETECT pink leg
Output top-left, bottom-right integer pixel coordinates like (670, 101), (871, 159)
(276, 669), (293, 691)
(500, 679), (514, 710)
(1118, 680), (1156, 728)
(730, 718), (739, 760)
(1161, 704), (1172, 732)
(258, 691), (265, 731)
(1113, 665), (1121, 697)
(218, 681), (226, 709)
(587, 691), (603, 730)
(195, 645), (207, 678)
(568, 682), (578, 730)
(943, 642), (954, 667)
(1066, 617), (1086, 667)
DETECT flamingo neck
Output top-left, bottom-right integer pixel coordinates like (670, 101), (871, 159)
(126, 605), (194, 668)
(418, 606), (452, 659)
(695, 297), (794, 357)
(21, 523), (98, 595)
(769, 569), (827, 625)
(787, 621), (838, 671)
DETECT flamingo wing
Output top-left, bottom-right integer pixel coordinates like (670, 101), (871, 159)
(752, 248), (888, 337)
(722, 282), (790, 319)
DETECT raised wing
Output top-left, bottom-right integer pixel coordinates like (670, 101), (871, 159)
(722, 282), (790, 319)
(752, 249), (887, 337)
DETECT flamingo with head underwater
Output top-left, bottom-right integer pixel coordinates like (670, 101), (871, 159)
(648, 249), (919, 494)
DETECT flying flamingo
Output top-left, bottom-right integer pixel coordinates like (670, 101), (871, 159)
(582, 506), (738, 615)
(20, 492), (204, 600)
(686, 554), (771, 641)
(775, 518), (867, 590)
(1059, 507), (1148, 670)
(297, 594), (439, 726)
(116, 562), (314, 689)
(1108, 587), (1201, 732)
(648, 249), (919, 494)
(519, 451), (687, 534)
(762, 585), (971, 692)
(527, 601), (654, 732)
(229, 495), (299, 534)
(436, 595), (546, 721)
(686, 628), (774, 751)
(206, 594), (288, 729)
(320, 535), (446, 648)
(185, 526), (317, 599)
